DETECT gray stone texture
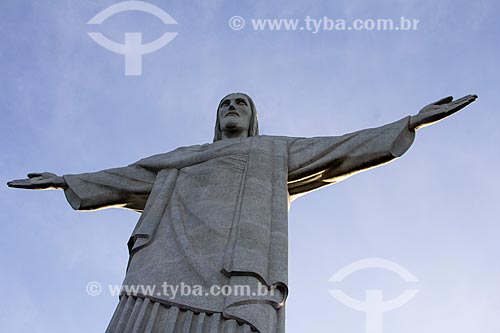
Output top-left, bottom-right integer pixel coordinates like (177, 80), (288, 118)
(7, 93), (477, 332)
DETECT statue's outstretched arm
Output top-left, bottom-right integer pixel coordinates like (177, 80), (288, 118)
(8, 163), (157, 211)
(409, 94), (477, 131)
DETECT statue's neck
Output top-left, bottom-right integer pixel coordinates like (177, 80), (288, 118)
(221, 129), (248, 140)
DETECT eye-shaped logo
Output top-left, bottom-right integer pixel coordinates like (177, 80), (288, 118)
(329, 258), (419, 333)
(87, 1), (178, 76)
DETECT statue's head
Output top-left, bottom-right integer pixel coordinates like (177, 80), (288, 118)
(213, 92), (259, 142)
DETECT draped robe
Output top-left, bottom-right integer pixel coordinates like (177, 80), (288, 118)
(62, 117), (415, 332)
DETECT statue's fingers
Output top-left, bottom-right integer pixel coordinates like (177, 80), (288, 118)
(468, 95), (478, 103)
(434, 96), (453, 105)
(469, 95), (478, 104)
(448, 96), (468, 106)
(448, 95), (476, 108)
(447, 98), (474, 114)
(27, 173), (43, 178)
(7, 179), (35, 188)
(454, 94), (477, 104)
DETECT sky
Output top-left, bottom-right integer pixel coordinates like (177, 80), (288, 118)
(1, 0), (499, 332)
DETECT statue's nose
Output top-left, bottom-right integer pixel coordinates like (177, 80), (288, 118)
(229, 104), (236, 110)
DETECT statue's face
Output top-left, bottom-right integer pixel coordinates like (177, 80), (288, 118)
(218, 93), (252, 137)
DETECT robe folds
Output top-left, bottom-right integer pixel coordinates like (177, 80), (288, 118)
(63, 117), (415, 333)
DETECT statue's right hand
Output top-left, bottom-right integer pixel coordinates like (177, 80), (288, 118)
(7, 172), (67, 190)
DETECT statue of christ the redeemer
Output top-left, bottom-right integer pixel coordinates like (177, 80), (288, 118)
(7, 93), (477, 333)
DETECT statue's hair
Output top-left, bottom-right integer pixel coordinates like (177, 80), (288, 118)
(213, 93), (259, 142)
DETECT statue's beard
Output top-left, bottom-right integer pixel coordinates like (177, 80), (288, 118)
(224, 121), (241, 131)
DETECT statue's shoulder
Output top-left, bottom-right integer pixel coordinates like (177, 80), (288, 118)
(134, 143), (208, 167)
(257, 135), (289, 139)
(134, 137), (298, 169)
(256, 135), (299, 145)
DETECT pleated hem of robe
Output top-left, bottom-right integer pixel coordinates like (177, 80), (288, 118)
(105, 295), (258, 333)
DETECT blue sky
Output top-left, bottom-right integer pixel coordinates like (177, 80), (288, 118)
(1, 0), (499, 332)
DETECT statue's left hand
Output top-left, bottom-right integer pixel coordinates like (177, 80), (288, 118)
(409, 94), (477, 131)
(7, 172), (67, 190)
